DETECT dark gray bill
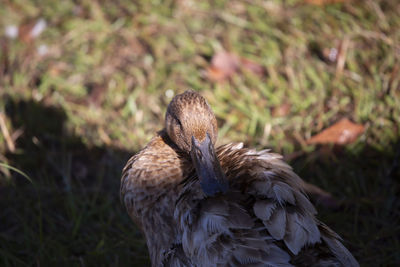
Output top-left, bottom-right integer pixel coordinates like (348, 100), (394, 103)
(190, 133), (229, 196)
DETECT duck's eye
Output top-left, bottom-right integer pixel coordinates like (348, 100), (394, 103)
(176, 118), (183, 128)
(173, 115), (183, 129)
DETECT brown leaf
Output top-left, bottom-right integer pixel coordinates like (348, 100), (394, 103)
(206, 51), (240, 81)
(307, 118), (365, 145)
(304, 0), (346, 5)
(18, 21), (35, 43)
(206, 51), (264, 82)
(206, 66), (229, 82)
(18, 19), (46, 43)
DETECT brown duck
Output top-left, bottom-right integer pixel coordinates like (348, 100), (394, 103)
(121, 90), (359, 267)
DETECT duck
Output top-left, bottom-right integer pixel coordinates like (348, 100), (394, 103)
(121, 90), (359, 267)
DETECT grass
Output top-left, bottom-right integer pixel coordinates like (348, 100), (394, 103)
(0, 0), (399, 266)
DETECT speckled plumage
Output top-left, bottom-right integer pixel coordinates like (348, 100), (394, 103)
(121, 90), (359, 267)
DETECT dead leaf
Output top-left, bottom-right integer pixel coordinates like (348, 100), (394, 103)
(307, 118), (365, 145)
(206, 51), (240, 81)
(304, 0), (346, 5)
(206, 51), (264, 82)
(206, 66), (229, 82)
(18, 19), (47, 43)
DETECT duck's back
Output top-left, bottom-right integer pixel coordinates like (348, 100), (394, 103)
(173, 143), (359, 267)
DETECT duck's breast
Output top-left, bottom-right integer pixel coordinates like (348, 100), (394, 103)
(121, 131), (192, 266)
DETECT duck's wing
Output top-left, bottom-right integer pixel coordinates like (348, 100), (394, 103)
(162, 244), (195, 267)
(175, 143), (359, 267)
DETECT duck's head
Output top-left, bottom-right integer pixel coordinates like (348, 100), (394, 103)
(165, 90), (228, 196)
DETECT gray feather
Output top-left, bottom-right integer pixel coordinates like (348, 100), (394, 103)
(322, 232), (359, 267)
(254, 200), (276, 221)
(264, 207), (287, 240)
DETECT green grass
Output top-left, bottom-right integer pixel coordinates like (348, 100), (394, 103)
(0, 0), (399, 266)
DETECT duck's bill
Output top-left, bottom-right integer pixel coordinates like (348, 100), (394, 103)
(190, 133), (229, 197)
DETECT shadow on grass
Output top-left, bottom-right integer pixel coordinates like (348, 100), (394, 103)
(0, 98), (149, 266)
(291, 143), (400, 266)
(0, 98), (399, 266)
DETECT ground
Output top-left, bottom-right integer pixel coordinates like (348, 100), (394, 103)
(0, 0), (399, 266)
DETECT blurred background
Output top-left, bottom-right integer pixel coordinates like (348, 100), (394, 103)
(0, 0), (399, 266)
